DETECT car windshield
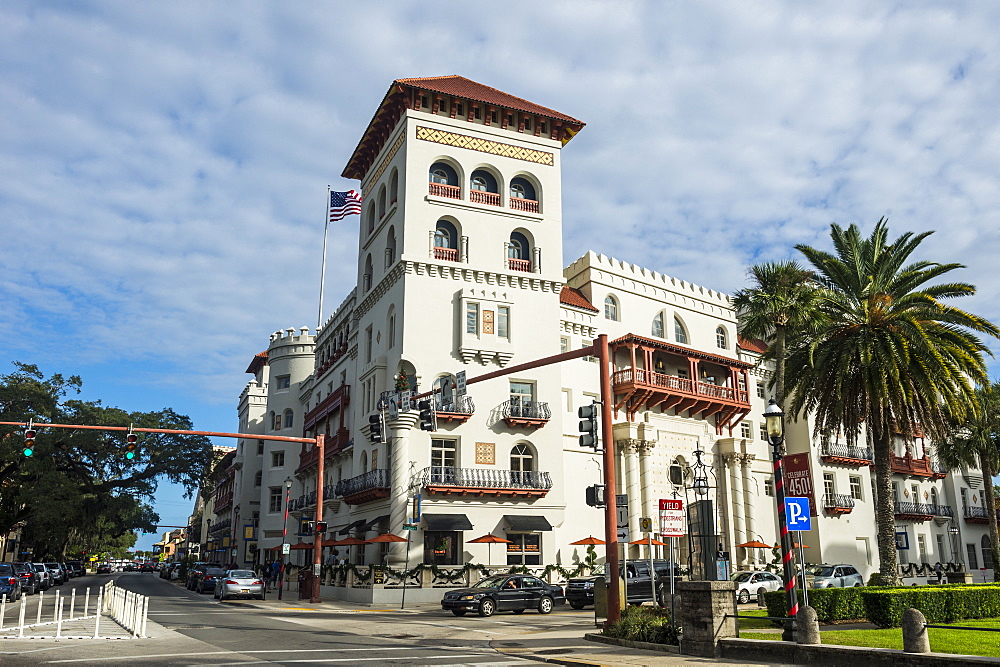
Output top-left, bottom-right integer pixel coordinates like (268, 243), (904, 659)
(205, 568), (225, 576)
(473, 576), (508, 589)
(229, 571), (256, 578)
(0, 565), (13, 576)
(33, 564), (45, 571)
(733, 572), (754, 583)
(805, 565), (835, 577)
(45, 563), (60, 568)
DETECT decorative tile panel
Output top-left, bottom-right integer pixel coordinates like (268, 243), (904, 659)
(476, 442), (495, 465)
(416, 126), (553, 166)
(363, 131), (406, 197)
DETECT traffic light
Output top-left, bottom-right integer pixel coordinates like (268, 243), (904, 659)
(586, 484), (606, 507)
(418, 400), (436, 431)
(124, 427), (138, 461)
(301, 520), (315, 534)
(368, 413), (385, 443)
(316, 521), (327, 533)
(578, 401), (600, 450)
(23, 424), (36, 457)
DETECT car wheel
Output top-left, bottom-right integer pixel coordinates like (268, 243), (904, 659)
(451, 610), (466, 616)
(737, 589), (750, 604)
(570, 602), (585, 610)
(478, 598), (495, 617)
(854, 583), (862, 587)
(512, 608), (525, 614)
(538, 596), (554, 614)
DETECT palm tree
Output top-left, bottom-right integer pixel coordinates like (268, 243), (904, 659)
(785, 218), (999, 585)
(937, 382), (1000, 573)
(732, 261), (821, 405)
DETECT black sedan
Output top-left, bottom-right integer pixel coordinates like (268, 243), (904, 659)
(441, 574), (565, 617)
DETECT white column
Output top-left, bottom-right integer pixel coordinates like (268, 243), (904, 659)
(623, 441), (641, 557)
(741, 455), (758, 565)
(638, 442), (656, 559)
(727, 454), (746, 564)
(388, 414), (418, 566)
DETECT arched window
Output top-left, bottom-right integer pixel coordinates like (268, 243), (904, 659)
(470, 169), (500, 206)
(385, 227), (396, 268)
(509, 177), (536, 201)
(360, 451), (368, 473)
(389, 169), (399, 205)
(366, 201), (376, 233)
(983, 535), (995, 570)
(604, 296), (619, 321)
(507, 237), (524, 259)
(429, 162), (458, 185)
(510, 444), (534, 485)
(387, 307), (396, 349)
(674, 317), (688, 344)
(283, 409), (294, 429)
(363, 254), (373, 292)
(254, 470), (262, 487)
(434, 219), (458, 249)
(430, 167), (449, 184)
(377, 185), (386, 219)
(269, 411), (279, 431)
(651, 312), (664, 337)
(507, 231), (531, 271)
(716, 326), (727, 349)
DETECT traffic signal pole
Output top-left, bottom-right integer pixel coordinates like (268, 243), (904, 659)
(311, 433), (325, 603)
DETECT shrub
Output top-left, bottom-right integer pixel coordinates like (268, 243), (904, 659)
(863, 586), (1000, 628)
(764, 587), (866, 623)
(603, 605), (680, 645)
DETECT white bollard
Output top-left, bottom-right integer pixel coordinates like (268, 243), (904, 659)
(70, 589), (76, 620)
(140, 595), (149, 638)
(131, 595), (138, 638)
(17, 595), (26, 638)
(56, 598), (63, 639)
(36, 590), (44, 624)
(84, 587), (90, 617)
(92, 588), (102, 639)
(53, 590), (60, 623)
(1, 592), (7, 631)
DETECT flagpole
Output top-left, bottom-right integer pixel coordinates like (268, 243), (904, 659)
(317, 185), (331, 330)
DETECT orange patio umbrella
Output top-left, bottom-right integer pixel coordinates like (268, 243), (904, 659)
(365, 533), (408, 543)
(467, 533), (512, 564)
(326, 537), (367, 547)
(289, 541), (314, 550)
(569, 536), (606, 545)
(736, 540), (773, 549)
(629, 536), (668, 546)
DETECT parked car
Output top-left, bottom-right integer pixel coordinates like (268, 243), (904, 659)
(32, 563), (52, 590)
(0, 563), (23, 601)
(95, 563), (112, 575)
(441, 573), (565, 617)
(732, 570), (783, 604)
(565, 560), (681, 609)
(44, 562), (66, 585)
(195, 567), (226, 594)
(13, 562), (39, 595)
(214, 569), (265, 601)
(65, 561), (85, 577)
(805, 564), (864, 589)
(159, 563), (176, 579)
(139, 562), (155, 573)
(186, 562), (211, 590)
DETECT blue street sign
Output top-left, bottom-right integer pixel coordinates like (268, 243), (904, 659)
(785, 497), (812, 531)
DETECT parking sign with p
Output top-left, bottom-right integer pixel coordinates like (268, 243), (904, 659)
(785, 497), (812, 531)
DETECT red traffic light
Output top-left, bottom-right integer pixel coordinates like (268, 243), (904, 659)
(24, 429), (36, 441)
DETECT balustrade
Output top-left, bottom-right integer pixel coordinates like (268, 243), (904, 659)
(335, 468), (391, 502)
(820, 442), (873, 465)
(417, 466), (552, 491)
(470, 190), (501, 206)
(509, 197), (539, 213)
(433, 246), (459, 261)
(507, 257), (532, 272)
(822, 493), (855, 513)
(428, 182), (461, 199)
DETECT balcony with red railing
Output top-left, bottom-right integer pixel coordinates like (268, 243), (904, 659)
(470, 190), (501, 206)
(509, 198), (539, 213)
(303, 384), (350, 432)
(429, 182), (461, 199)
(885, 453), (948, 479)
(213, 488), (234, 513)
(508, 258), (532, 272)
(315, 343), (349, 376)
(433, 246), (459, 261)
(296, 427), (352, 474)
(610, 334), (753, 432)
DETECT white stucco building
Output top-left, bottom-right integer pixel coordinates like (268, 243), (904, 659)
(202, 76), (993, 595)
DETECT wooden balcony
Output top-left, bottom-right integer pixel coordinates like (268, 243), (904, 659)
(509, 197), (539, 213)
(820, 443), (873, 467)
(429, 182), (461, 199)
(887, 454), (947, 479)
(433, 246), (459, 261)
(296, 427), (351, 474)
(303, 384), (350, 432)
(418, 467), (551, 498)
(470, 190), (501, 206)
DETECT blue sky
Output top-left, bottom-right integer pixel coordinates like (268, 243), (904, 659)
(3, 1), (1000, 552)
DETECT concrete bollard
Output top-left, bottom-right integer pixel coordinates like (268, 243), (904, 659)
(902, 607), (930, 653)
(796, 605), (820, 644)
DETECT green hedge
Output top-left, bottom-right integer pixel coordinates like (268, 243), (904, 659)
(763, 587), (866, 623)
(764, 585), (1000, 628)
(602, 605), (679, 645)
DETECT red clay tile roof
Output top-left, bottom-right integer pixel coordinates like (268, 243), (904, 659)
(245, 351), (268, 374)
(343, 76), (585, 180)
(738, 336), (768, 354)
(397, 76), (584, 125)
(560, 286), (599, 312)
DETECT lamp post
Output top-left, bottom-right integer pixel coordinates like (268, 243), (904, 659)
(278, 476), (293, 601)
(764, 398), (797, 642)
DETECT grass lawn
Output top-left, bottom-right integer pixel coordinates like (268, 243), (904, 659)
(740, 617), (1000, 658)
(735, 609), (781, 630)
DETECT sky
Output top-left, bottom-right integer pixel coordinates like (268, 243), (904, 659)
(3, 1), (1000, 552)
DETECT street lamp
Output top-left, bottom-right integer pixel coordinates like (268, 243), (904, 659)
(691, 448), (710, 497)
(278, 476), (293, 600)
(763, 398), (797, 641)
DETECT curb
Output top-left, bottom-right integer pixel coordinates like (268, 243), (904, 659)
(584, 632), (680, 654)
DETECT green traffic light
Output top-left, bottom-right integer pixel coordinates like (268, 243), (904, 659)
(23, 447), (33, 457)
(125, 451), (135, 460)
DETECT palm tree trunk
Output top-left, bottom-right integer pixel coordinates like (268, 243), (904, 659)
(774, 327), (786, 406)
(873, 431), (900, 585)
(980, 446), (1000, 578)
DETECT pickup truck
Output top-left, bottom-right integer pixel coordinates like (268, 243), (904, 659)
(565, 560), (681, 608)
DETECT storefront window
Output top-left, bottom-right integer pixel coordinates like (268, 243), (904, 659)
(424, 531), (461, 565)
(506, 533), (541, 565)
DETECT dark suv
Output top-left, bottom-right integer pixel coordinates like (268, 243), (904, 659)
(0, 563), (23, 601)
(566, 560), (681, 609)
(13, 562), (39, 595)
(65, 561), (85, 577)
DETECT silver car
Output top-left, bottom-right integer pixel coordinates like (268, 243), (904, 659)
(213, 569), (265, 601)
(32, 563), (52, 591)
(805, 564), (864, 589)
(732, 570), (783, 604)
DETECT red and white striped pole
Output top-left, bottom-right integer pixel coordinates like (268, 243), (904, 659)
(764, 399), (797, 642)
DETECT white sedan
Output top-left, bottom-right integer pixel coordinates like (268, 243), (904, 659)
(732, 570), (783, 604)
(213, 569), (265, 601)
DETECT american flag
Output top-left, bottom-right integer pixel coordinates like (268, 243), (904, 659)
(329, 190), (363, 222)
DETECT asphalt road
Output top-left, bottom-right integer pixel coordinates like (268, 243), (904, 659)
(2, 571), (581, 665)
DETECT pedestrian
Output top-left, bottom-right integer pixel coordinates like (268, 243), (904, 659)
(935, 561), (944, 585)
